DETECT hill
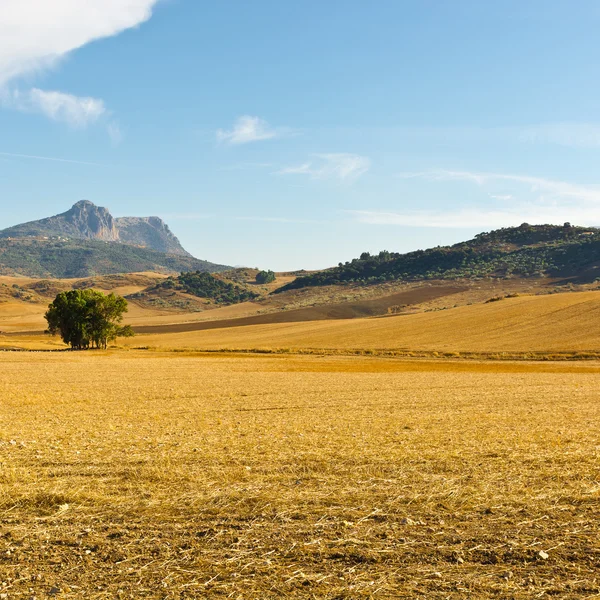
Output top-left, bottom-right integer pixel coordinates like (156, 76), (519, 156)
(128, 270), (259, 311)
(277, 223), (600, 292)
(0, 237), (227, 278)
(127, 289), (600, 354)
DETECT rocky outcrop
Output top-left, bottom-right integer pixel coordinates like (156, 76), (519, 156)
(0, 200), (190, 256)
(62, 200), (119, 241)
(116, 216), (189, 256)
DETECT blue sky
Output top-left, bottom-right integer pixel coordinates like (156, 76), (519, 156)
(1, 1), (600, 270)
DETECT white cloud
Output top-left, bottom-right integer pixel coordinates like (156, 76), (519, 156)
(0, 1), (160, 135)
(217, 116), (281, 145)
(1, 88), (106, 127)
(278, 153), (371, 182)
(0, 0), (161, 85)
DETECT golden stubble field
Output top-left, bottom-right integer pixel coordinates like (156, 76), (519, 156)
(1, 352), (599, 598)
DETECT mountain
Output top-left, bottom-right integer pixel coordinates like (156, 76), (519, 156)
(0, 200), (190, 256)
(0, 201), (229, 278)
(276, 223), (600, 292)
(0, 238), (229, 279)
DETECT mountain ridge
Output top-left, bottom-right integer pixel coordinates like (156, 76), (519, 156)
(0, 200), (190, 256)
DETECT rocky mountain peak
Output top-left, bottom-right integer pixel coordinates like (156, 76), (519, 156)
(0, 200), (191, 256)
(64, 200), (119, 241)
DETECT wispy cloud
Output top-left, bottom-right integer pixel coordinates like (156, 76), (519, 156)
(356, 168), (600, 229)
(157, 213), (213, 221)
(278, 153), (371, 182)
(519, 122), (600, 149)
(1, 88), (106, 127)
(398, 169), (600, 203)
(217, 116), (285, 145)
(0, 150), (104, 167)
(0, 0), (161, 85)
(107, 122), (123, 145)
(349, 205), (600, 228)
(235, 216), (325, 224)
(219, 162), (274, 171)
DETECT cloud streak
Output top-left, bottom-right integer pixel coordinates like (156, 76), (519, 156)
(1, 88), (107, 127)
(0, 150), (104, 166)
(397, 169), (600, 203)
(349, 206), (600, 229)
(356, 169), (600, 229)
(278, 153), (371, 182)
(518, 123), (600, 149)
(217, 116), (284, 145)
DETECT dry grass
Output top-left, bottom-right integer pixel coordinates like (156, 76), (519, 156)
(121, 290), (600, 354)
(1, 352), (599, 598)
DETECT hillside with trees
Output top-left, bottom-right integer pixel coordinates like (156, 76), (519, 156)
(276, 224), (600, 292)
(0, 238), (228, 278)
(132, 271), (259, 307)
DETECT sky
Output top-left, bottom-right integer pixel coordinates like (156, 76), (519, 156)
(1, 1), (600, 270)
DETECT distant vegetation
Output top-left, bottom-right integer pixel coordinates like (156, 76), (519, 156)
(256, 270), (276, 284)
(45, 289), (133, 349)
(277, 224), (600, 292)
(150, 271), (258, 305)
(0, 238), (228, 278)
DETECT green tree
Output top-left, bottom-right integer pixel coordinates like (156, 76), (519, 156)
(256, 270), (276, 284)
(45, 289), (134, 350)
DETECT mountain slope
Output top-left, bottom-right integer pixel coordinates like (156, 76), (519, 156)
(0, 238), (228, 278)
(277, 223), (600, 292)
(0, 200), (230, 277)
(115, 216), (187, 255)
(0, 200), (190, 256)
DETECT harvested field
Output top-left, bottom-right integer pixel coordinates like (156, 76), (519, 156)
(1, 352), (599, 598)
(132, 285), (467, 335)
(127, 290), (600, 353)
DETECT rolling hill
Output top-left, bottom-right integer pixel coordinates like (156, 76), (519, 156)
(126, 289), (600, 354)
(278, 223), (600, 292)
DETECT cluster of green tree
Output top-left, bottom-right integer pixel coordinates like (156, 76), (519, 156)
(45, 289), (134, 349)
(466, 222), (587, 248)
(276, 224), (600, 292)
(0, 238), (228, 278)
(256, 270), (276, 284)
(155, 271), (259, 304)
